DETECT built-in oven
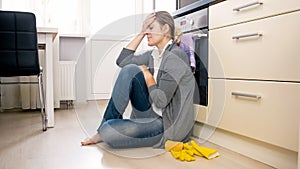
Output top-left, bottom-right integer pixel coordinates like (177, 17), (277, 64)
(173, 7), (208, 107)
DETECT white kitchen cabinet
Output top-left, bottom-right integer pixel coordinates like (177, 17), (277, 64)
(209, 10), (300, 82)
(90, 39), (127, 99)
(208, 0), (300, 152)
(210, 79), (300, 151)
(209, 0), (300, 29)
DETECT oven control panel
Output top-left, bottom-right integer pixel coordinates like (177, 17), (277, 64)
(174, 8), (208, 32)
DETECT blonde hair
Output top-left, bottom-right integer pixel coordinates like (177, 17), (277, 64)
(155, 11), (175, 39)
(174, 27), (183, 44)
(175, 27), (182, 36)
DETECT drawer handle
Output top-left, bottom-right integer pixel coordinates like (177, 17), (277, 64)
(232, 32), (263, 40)
(233, 1), (263, 12)
(232, 92), (261, 99)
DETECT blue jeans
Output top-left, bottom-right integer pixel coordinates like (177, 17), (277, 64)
(97, 64), (163, 148)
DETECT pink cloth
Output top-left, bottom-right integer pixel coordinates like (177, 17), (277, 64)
(179, 33), (196, 68)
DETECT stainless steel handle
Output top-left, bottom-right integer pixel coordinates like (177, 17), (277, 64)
(232, 32), (262, 40)
(193, 33), (208, 38)
(233, 1), (263, 11)
(232, 92), (261, 99)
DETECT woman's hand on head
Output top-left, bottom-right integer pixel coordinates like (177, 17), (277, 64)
(141, 13), (156, 35)
(126, 14), (155, 51)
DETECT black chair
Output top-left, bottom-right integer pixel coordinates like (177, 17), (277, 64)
(0, 10), (47, 131)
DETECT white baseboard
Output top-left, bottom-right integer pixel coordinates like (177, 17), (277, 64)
(193, 123), (298, 169)
(87, 93), (111, 100)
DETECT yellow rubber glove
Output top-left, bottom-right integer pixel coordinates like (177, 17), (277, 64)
(190, 140), (220, 160)
(170, 150), (196, 162)
(165, 140), (220, 161)
(165, 140), (197, 162)
(184, 143), (203, 157)
(165, 140), (184, 151)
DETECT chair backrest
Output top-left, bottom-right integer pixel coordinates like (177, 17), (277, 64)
(0, 11), (40, 77)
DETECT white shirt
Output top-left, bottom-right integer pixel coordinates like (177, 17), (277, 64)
(151, 40), (173, 116)
(151, 40), (173, 82)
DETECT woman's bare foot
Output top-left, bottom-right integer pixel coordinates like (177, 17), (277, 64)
(81, 133), (102, 146)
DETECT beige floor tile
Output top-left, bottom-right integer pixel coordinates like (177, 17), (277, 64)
(0, 101), (274, 169)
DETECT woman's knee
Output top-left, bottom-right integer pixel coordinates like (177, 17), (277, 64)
(119, 64), (141, 77)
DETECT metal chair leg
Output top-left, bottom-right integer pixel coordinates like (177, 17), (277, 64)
(38, 73), (47, 131)
(0, 81), (2, 112)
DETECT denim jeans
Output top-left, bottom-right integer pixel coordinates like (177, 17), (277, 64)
(97, 64), (163, 148)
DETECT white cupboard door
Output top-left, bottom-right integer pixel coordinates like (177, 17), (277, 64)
(209, 79), (300, 151)
(209, 11), (300, 82)
(209, 0), (300, 29)
(91, 40), (127, 99)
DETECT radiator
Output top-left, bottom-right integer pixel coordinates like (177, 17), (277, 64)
(59, 61), (76, 101)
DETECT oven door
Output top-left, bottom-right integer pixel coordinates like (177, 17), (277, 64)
(191, 29), (208, 106)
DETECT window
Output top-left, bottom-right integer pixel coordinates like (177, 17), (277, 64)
(1, 0), (176, 35)
(143, 0), (176, 14)
(90, 0), (136, 35)
(2, 0), (84, 35)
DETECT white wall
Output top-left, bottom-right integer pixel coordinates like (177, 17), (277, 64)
(86, 0), (177, 100)
(1, 0), (177, 102)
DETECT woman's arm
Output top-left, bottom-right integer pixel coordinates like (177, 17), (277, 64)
(125, 34), (145, 51)
(139, 65), (156, 87)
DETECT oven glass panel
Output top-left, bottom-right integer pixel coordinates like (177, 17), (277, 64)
(193, 29), (208, 106)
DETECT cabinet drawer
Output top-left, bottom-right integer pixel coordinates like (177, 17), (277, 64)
(209, 79), (300, 151)
(209, 0), (300, 29)
(209, 11), (300, 82)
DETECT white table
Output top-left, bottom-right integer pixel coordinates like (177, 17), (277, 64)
(37, 27), (58, 128)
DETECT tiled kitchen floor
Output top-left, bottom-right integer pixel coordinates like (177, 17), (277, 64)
(0, 101), (274, 169)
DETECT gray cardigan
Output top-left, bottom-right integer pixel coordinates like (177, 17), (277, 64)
(116, 43), (195, 148)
